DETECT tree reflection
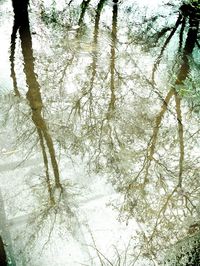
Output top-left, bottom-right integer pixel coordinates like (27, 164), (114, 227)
(0, 236), (7, 266)
(6, 1), (84, 264)
(11, 0), (63, 203)
(66, 0), (119, 169)
(58, 0), (200, 263)
(108, 0), (117, 116)
(2, 0), (200, 264)
(78, 0), (91, 27)
(118, 1), (200, 262)
(135, 1), (200, 85)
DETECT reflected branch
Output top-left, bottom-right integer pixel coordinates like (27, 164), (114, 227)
(148, 88), (175, 161)
(152, 13), (182, 83)
(78, 0), (91, 26)
(89, 0), (106, 92)
(138, 88), (175, 184)
(178, 17), (186, 52)
(37, 128), (55, 204)
(107, 0), (118, 117)
(152, 3), (200, 84)
(70, 0), (106, 120)
(147, 2), (199, 186)
(174, 92), (184, 188)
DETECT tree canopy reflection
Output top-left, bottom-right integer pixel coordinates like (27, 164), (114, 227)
(0, 0), (200, 265)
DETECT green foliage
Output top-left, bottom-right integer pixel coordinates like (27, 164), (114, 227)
(176, 69), (200, 112)
(164, 233), (200, 265)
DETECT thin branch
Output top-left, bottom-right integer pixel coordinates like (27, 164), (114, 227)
(152, 14), (182, 83)
(174, 92), (184, 188)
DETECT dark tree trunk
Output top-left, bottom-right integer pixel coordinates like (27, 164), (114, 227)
(0, 236), (7, 266)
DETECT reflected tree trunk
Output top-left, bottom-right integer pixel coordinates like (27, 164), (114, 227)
(11, 0), (62, 196)
(148, 88), (175, 161)
(89, 0), (106, 108)
(147, 88), (184, 187)
(78, 0), (91, 26)
(91, 0), (107, 80)
(176, 11), (199, 84)
(9, 0), (24, 97)
(152, 3), (199, 84)
(0, 236), (7, 266)
(10, 35), (20, 97)
(152, 14), (182, 83)
(107, 0), (118, 117)
(174, 92), (184, 187)
(146, 2), (199, 187)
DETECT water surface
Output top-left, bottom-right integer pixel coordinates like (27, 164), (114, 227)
(0, 0), (200, 265)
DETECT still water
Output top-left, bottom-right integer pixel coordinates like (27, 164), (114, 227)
(0, 0), (200, 265)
